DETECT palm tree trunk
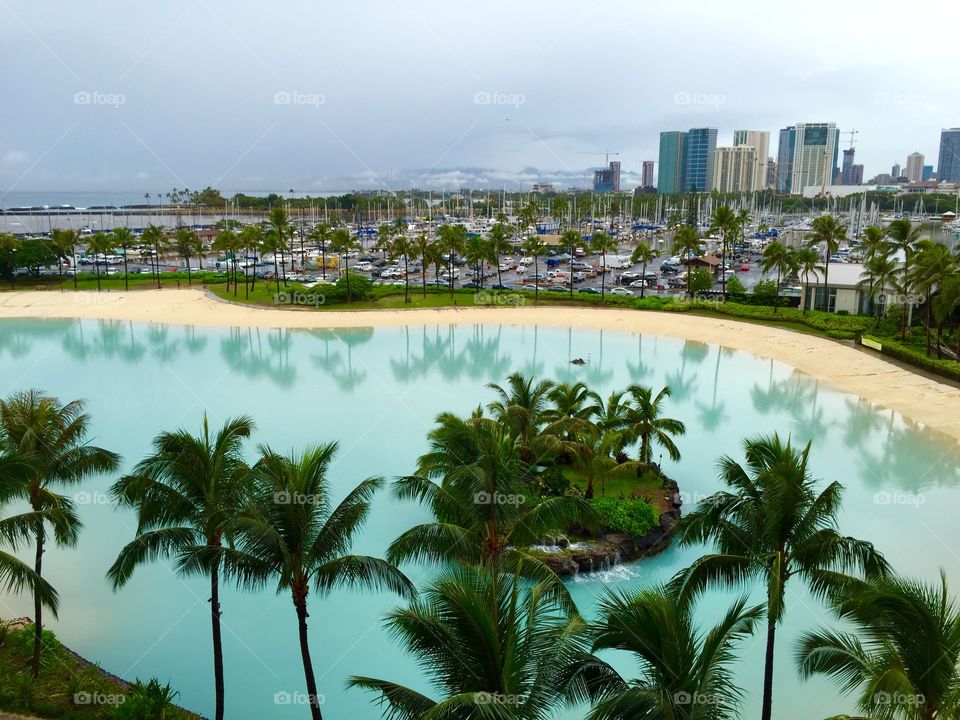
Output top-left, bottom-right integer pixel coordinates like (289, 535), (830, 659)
(721, 235), (727, 295)
(95, 258), (101, 292)
(274, 256), (280, 295)
(186, 253), (192, 286)
(601, 252), (606, 301)
(210, 564), (225, 720)
(761, 615), (776, 720)
(774, 268), (781, 314)
(822, 259), (830, 312)
(154, 242), (161, 289)
(31, 526), (43, 678)
(72, 247), (78, 290)
(123, 250), (129, 291)
(641, 260), (647, 299)
(925, 293), (932, 355)
(295, 596), (323, 720)
(404, 257), (410, 304)
(534, 257), (539, 302)
(344, 257), (351, 302)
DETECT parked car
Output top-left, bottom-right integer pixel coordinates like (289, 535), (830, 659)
(609, 287), (634, 297)
(578, 287), (600, 294)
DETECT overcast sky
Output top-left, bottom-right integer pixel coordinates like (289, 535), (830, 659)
(2, 0), (958, 195)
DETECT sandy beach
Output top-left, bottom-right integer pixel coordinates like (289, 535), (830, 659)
(2, 289), (959, 443)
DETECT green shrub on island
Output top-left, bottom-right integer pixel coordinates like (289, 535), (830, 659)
(589, 497), (658, 537)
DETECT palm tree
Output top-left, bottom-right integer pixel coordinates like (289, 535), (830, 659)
(591, 231), (618, 301)
(630, 241), (659, 299)
(141, 224), (167, 289)
(437, 223), (467, 299)
(234, 444), (414, 720)
(108, 415), (256, 720)
(0, 451), (61, 645)
(487, 372), (556, 464)
(488, 223), (512, 289)
(933, 273), (960, 361)
(48, 228), (74, 280)
(760, 241), (792, 314)
(389, 233), (414, 303)
(464, 232), (488, 291)
(561, 228), (582, 298)
(544, 381), (600, 439)
(673, 433), (889, 720)
(0, 232), (21, 288)
(709, 204), (738, 295)
(111, 227), (135, 291)
(414, 231), (433, 297)
(88, 231), (115, 291)
(267, 206), (293, 288)
(622, 385), (685, 465)
(212, 228), (239, 295)
(798, 571), (960, 720)
(521, 235), (546, 301)
(238, 224), (263, 295)
(328, 227), (359, 301)
(387, 412), (594, 591)
(589, 584), (763, 720)
(0, 390), (120, 678)
(568, 424), (634, 499)
(910, 241), (958, 355)
(859, 252), (899, 324)
(350, 565), (615, 720)
(174, 226), (199, 286)
(308, 223), (332, 280)
(672, 225), (702, 298)
(806, 214), (848, 312)
(887, 218), (924, 339)
(794, 246), (821, 314)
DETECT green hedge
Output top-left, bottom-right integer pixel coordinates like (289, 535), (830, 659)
(635, 298), (872, 339)
(589, 497), (658, 536)
(862, 335), (960, 382)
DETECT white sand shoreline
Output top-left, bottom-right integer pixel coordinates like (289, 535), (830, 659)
(2, 289), (959, 443)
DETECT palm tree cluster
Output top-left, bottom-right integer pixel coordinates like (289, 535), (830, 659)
(5, 382), (960, 720)
(855, 219), (960, 358)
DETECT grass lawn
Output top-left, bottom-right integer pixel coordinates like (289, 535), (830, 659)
(0, 622), (199, 719)
(563, 464), (670, 510)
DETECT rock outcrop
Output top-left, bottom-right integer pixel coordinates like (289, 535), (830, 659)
(537, 478), (682, 577)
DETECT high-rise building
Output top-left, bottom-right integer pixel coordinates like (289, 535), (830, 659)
(891, 163), (901, 179)
(906, 153), (925, 183)
(851, 165), (864, 185)
(923, 165), (934, 181)
(683, 128), (718, 193)
(776, 123), (840, 194)
(733, 130), (770, 190)
(641, 160), (655, 188)
(657, 132), (686, 194)
(938, 128), (960, 183)
(712, 146), (758, 193)
(592, 161), (621, 193)
(841, 147), (857, 184)
(766, 158), (776, 188)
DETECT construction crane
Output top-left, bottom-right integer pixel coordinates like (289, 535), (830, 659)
(577, 150), (620, 166)
(820, 130), (857, 197)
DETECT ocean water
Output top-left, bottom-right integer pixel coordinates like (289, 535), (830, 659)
(1, 318), (958, 719)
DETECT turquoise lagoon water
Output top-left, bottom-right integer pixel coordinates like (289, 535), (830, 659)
(1, 318), (958, 719)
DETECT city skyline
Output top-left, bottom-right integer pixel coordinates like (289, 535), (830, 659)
(2, 0), (959, 194)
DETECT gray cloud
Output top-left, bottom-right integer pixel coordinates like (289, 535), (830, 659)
(2, 0), (958, 195)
